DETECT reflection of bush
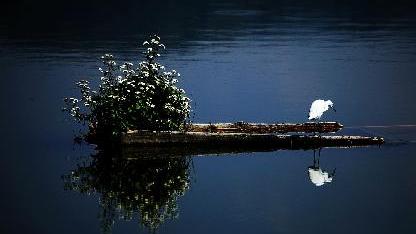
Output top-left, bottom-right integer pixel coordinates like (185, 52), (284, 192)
(63, 149), (192, 233)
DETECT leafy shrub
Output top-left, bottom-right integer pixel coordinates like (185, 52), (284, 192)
(64, 35), (191, 138)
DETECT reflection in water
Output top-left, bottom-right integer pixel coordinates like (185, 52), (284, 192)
(62, 148), (192, 233)
(308, 148), (336, 187)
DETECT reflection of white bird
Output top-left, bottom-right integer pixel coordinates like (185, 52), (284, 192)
(308, 99), (336, 120)
(307, 149), (335, 187)
(308, 167), (333, 186)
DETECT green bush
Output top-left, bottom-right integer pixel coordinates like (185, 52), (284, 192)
(64, 35), (191, 138)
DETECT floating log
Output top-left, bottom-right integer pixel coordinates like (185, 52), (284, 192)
(185, 122), (343, 134)
(117, 121), (382, 158)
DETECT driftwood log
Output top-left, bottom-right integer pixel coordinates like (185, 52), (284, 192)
(185, 122), (343, 133)
(86, 121), (385, 158)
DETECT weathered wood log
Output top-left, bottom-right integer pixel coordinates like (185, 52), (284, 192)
(184, 122), (343, 134)
(120, 132), (384, 158)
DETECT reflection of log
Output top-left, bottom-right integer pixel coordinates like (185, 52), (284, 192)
(185, 122), (343, 133)
(121, 131), (384, 158)
(121, 133), (384, 158)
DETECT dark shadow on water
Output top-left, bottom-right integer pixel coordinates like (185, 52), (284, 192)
(62, 146), (193, 233)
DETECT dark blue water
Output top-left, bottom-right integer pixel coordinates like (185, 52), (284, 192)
(1, 1), (416, 233)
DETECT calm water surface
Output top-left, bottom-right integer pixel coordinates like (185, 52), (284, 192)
(1, 1), (416, 233)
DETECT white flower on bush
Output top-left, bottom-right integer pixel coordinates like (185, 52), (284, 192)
(64, 35), (191, 135)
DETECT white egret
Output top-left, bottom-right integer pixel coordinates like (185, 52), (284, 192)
(308, 99), (336, 121)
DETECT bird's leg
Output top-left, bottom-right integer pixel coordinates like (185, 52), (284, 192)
(315, 118), (322, 140)
(317, 119), (322, 138)
(317, 147), (321, 167)
(312, 119), (318, 136)
(313, 149), (317, 167)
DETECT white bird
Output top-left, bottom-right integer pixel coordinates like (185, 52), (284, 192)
(308, 99), (336, 121)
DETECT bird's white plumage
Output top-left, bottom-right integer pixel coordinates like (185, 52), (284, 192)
(308, 99), (334, 120)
